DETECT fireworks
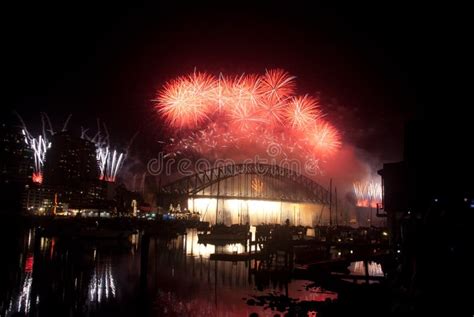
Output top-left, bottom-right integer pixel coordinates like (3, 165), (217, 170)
(81, 121), (127, 183)
(17, 113), (129, 184)
(157, 72), (215, 128)
(24, 132), (50, 184)
(353, 180), (382, 208)
(309, 121), (341, 156)
(285, 95), (321, 130)
(17, 113), (63, 184)
(155, 69), (342, 171)
(97, 148), (125, 182)
(259, 68), (296, 101)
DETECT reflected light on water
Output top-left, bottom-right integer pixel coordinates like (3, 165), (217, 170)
(183, 229), (248, 258)
(299, 285), (338, 302)
(130, 232), (139, 250)
(27, 229), (32, 248)
(6, 264), (34, 316)
(24, 254), (34, 273)
(15, 273), (33, 314)
(350, 261), (384, 276)
(185, 230), (215, 257)
(89, 260), (117, 303)
(3, 227), (345, 316)
(224, 243), (245, 254)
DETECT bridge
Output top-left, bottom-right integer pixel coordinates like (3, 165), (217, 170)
(159, 163), (330, 204)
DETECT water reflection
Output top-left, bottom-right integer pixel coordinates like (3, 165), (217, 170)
(2, 227), (342, 316)
(148, 229), (337, 316)
(349, 261), (384, 276)
(88, 258), (117, 303)
(3, 229), (36, 316)
(182, 229), (249, 258)
(6, 272), (33, 315)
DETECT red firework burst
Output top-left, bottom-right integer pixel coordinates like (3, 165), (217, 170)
(32, 172), (43, 184)
(232, 74), (262, 106)
(259, 69), (296, 101)
(256, 95), (288, 125)
(308, 121), (341, 156)
(155, 68), (342, 171)
(156, 72), (216, 128)
(285, 95), (321, 130)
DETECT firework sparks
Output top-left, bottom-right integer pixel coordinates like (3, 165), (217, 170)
(308, 121), (341, 156)
(353, 180), (382, 208)
(17, 113), (60, 184)
(157, 72), (216, 128)
(155, 69), (342, 172)
(285, 95), (321, 130)
(94, 147), (125, 182)
(18, 114), (127, 184)
(259, 68), (296, 101)
(82, 122), (127, 183)
(26, 134), (51, 184)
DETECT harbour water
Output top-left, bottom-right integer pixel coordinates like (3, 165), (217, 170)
(1, 225), (385, 316)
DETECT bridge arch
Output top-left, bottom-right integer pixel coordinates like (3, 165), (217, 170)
(159, 163), (330, 204)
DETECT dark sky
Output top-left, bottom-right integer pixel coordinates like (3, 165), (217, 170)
(3, 3), (442, 162)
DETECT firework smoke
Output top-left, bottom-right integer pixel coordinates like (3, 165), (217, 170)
(155, 69), (341, 172)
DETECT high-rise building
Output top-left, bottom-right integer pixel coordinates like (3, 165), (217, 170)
(43, 132), (98, 187)
(35, 131), (105, 210)
(0, 123), (34, 185)
(0, 123), (34, 211)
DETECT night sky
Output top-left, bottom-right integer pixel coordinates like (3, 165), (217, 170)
(4, 3), (441, 162)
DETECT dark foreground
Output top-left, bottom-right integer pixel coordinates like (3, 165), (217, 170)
(0, 216), (472, 316)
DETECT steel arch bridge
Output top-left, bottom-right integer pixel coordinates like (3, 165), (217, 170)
(159, 163), (330, 204)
